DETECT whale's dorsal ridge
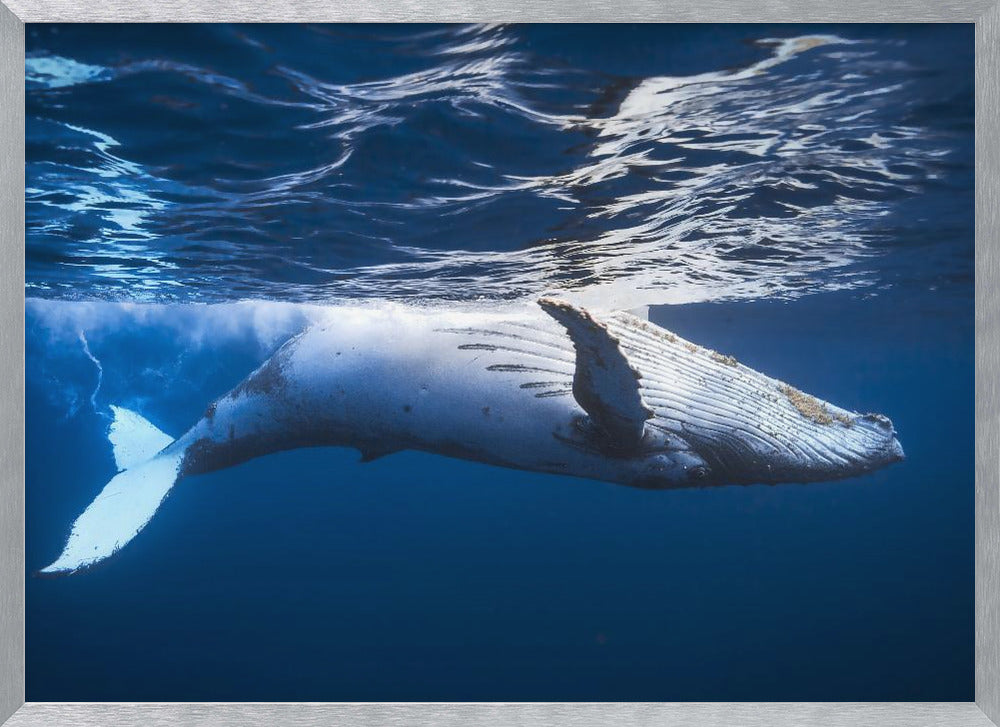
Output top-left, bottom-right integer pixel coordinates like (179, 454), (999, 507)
(538, 298), (653, 449)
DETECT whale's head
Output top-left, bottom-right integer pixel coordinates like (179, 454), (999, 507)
(637, 362), (905, 488)
(594, 315), (905, 488)
(537, 301), (903, 490)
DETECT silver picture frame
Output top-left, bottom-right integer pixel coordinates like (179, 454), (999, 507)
(2, 4), (997, 726)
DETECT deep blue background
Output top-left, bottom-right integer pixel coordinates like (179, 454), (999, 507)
(25, 24), (973, 701)
(25, 289), (973, 701)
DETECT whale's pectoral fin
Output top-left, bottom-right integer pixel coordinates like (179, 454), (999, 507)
(39, 406), (182, 576)
(539, 298), (653, 448)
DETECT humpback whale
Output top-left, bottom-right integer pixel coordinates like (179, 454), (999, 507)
(41, 299), (904, 575)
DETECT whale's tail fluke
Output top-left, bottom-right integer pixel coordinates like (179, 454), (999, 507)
(39, 406), (182, 576)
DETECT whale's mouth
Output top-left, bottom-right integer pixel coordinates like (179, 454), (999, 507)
(849, 412), (905, 470)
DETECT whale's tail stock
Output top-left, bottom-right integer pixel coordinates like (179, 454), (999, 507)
(39, 406), (184, 576)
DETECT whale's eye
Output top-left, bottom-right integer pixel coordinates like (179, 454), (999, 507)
(688, 465), (709, 482)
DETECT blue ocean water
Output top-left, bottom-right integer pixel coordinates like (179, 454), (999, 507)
(25, 24), (973, 701)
